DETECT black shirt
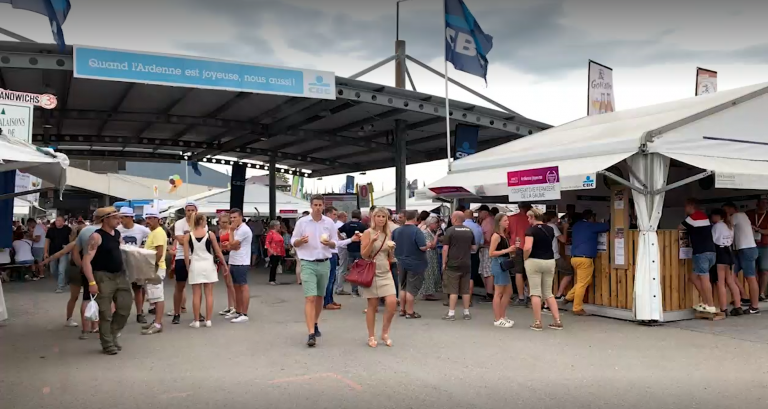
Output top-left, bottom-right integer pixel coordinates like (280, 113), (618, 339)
(91, 229), (123, 273)
(443, 225), (476, 270)
(339, 220), (367, 254)
(525, 224), (555, 260)
(494, 235), (511, 259)
(46, 225), (72, 254)
(681, 211), (716, 255)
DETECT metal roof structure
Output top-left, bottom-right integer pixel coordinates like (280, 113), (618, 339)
(0, 41), (551, 178)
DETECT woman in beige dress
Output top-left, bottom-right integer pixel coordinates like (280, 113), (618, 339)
(361, 207), (396, 348)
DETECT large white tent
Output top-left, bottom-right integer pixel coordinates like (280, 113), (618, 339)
(0, 133), (69, 198)
(426, 82), (768, 322)
(373, 190), (450, 215)
(161, 183), (311, 218)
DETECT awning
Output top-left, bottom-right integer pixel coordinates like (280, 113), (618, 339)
(426, 152), (634, 198)
(664, 152), (768, 190)
(0, 133), (69, 194)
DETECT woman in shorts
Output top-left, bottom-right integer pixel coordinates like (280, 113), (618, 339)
(523, 208), (563, 331)
(489, 213), (516, 328)
(711, 209), (743, 316)
(217, 214), (237, 316)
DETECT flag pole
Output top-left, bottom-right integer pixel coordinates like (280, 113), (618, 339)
(442, 0), (452, 172)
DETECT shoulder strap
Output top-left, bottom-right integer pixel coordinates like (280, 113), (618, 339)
(537, 224), (554, 241)
(371, 232), (386, 259)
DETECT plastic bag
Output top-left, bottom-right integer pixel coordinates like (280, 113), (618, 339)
(84, 295), (99, 321)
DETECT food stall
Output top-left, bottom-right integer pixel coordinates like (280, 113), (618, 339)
(425, 82), (768, 322)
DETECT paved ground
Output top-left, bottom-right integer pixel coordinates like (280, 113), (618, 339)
(1, 268), (767, 409)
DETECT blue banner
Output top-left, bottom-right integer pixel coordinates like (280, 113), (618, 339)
(345, 175), (355, 194)
(73, 46), (336, 100)
(0, 0), (70, 51)
(454, 124), (479, 160)
(444, 0), (494, 82)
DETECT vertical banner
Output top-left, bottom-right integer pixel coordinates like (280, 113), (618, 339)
(695, 67), (717, 96)
(453, 124), (479, 160)
(345, 175), (355, 194)
(229, 163), (247, 211)
(587, 60), (615, 116)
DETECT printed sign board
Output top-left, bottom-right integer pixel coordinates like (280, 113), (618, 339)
(507, 166), (561, 202)
(0, 102), (33, 143)
(73, 45), (336, 100)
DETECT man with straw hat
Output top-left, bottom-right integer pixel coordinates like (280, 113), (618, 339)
(82, 207), (132, 355)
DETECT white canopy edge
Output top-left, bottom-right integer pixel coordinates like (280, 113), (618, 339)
(663, 152), (768, 190)
(426, 151), (634, 198)
(0, 133), (69, 192)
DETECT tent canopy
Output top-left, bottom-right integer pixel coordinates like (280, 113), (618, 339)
(162, 183), (311, 218)
(427, 81), (768, 197)
(373, 190), (450, 214)
(0, 133), (69, 194)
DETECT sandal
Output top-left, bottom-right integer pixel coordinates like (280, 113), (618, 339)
(405, 312), (422, 319)
(381, 334), (393, 347)
(530, 320), (543, 331)
(399, 310), (406, 317)
(367, 337), (377, 348)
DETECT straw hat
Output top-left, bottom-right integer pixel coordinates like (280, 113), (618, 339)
(93, 206), (119, 222)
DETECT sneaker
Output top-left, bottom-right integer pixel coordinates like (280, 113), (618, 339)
(148, 307), (156, 314)
(554, 295), (565, 302)
(167, 311), (175, 317)
(730, 307), (744, 317)
(494, 319), (514, 328)
(55, 288), (63, 293)
(512, 298), (527, 307)
(442, 313), (456, 321)
(693, 303), (706, 312)
(198, 314), (206, 322)
(703, 305), (717, 314)
(224, 311), (239, 319)
(136, 314), (147, 324)
(740, 298), (751, 307)
(231, 315), (249, 323)
(351, 292), (360, 298)
(548, 321), (564, 330)
(189, 321), (200, 328)
(760, 294), (767, 302)
(336, 290), (351, 296)
(530, 321), (544, 331)
(743, 307), (761, 315)
(78, 332), (89, 340)
(478, 295), (494, 303)
(314, 324), (322, 337)
(65, 318), (79, 328)
(307, 333), (317, 347)
(141, 323), (162, 335)
(219, 307), (235, 316)
(172, 314), (180, 324)
(205, 320), (212, 328)
(463, 312), (472, 320)
(269, 281), (278, 285)
(141, 321), (155, 330)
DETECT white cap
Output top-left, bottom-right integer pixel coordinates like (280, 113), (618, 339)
(144, 209), (160, 219)
(185, 201), (198, 210)
(119, 207), (135, 217)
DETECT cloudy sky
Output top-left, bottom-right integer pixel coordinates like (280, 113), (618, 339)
(2, 0), (768, 193)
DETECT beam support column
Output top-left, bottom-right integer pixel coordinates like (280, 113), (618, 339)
(269, 157), (277, 220)
(394, 119), (407, 212)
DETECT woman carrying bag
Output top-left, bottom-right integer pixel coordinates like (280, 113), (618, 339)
(183, 215), (228, 328)
(489, 213), (516, 328)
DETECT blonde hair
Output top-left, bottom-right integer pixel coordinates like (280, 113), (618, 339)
(194, 214), (207, 228)
(526, 208), (545, 222)
(369, 207), (392, 238)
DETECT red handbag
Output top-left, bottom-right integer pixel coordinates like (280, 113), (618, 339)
(346, 236), (386, 288)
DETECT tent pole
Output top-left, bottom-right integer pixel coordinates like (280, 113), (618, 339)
(0, 27), (36, 43)
(598, 170), (646, 194)
(0, 187), (53, 201)
(652, 170), (712, 195)
(348, 55), (398, 79)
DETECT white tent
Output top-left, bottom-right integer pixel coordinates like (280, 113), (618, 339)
(426, 82), (768, 322)
(0, 133), (69, 198)
(373, 190), (450, 215)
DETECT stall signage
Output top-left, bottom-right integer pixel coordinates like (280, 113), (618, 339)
(0, 89), (57, 109)
(715, 172), (768, 190)
(0, 101), (33, 143)
(428, 186), (474, 198)
(507, 166), (561, 202)
(73, 45), (336, 100)
(279, 209), (298, 214)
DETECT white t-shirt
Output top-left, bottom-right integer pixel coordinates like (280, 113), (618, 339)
(173, 219), (207, 259)
(291, 215), (338, 261)
(547, 222), (562, 260)
(117, 224), (151, 246)
(32, 224), (46, 248)
(228, 223), (253, 266)
(711, 221), (734, 247)
(12, 239), (34, 262)
(732, 212), (756, 250)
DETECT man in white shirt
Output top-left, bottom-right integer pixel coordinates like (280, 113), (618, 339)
(171, 202), (201, 325)
(724, 202), (761, 314)
(28, 219), (46, 278)
(291, 195), (338, 347)
(117, 207), (152, 324)
(227, 208), (253, 323)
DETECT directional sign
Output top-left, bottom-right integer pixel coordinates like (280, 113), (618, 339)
(0, 102), (33, 143)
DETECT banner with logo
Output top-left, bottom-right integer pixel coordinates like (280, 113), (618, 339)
(507, 166), (561, 202)
(345, 175), (355, 194)
(695, 67), (717, 96)
(453, 124), (479, 160)
(15, 171), (41, 202)
(587, 60), (615, 116)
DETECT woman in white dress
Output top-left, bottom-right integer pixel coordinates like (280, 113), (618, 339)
(183, 215), (227, 328)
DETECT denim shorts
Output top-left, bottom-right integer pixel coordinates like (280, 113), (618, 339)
(491, 257), (511, 286)
(229, 264), (249, 285)
(735, 247), (758, 278)
(692, 252), (715, 276)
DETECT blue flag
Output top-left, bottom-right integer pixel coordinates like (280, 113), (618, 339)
(0, 0), (71, 51)
(188, 161), (202, 177)
(444, 0), (493, 82)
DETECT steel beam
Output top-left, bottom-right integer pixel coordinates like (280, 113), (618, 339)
(0, 50), (72, 70)
(42, 109), (265, 132)
(169, 92), (252, 142)
(335, 83), (540, 135)
(96, 83), (134, 137)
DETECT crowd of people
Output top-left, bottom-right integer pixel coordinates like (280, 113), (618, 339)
(4, 194), (766, 355)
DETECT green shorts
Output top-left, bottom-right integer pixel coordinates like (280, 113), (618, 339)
(300, 259), (330, 297)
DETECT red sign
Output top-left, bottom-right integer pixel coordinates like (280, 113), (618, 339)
(215, 209), (230, 215)
(507, 166), (559, 187)
(279, 209), (298, 214)
(428, 186), (472, 196)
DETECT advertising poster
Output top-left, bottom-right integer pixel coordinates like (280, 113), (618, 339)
(15, 171), (41, 203)
(597, 232), (607, 252)
(454, 124), (479, 160)
(613, 189), (625, 209)
(614, 227), (625, 265)
(507, 166), (561, 202)
(678, 229), (693, 259)
(358, 183), (371, 209)
(587, 60), (615, 116)
(323, 194), (358, 215)
(695, 68), (717, 96)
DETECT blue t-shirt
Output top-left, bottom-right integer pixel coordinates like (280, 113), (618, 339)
(76, 225), (99, 255)
(392, 224), (427, 273)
